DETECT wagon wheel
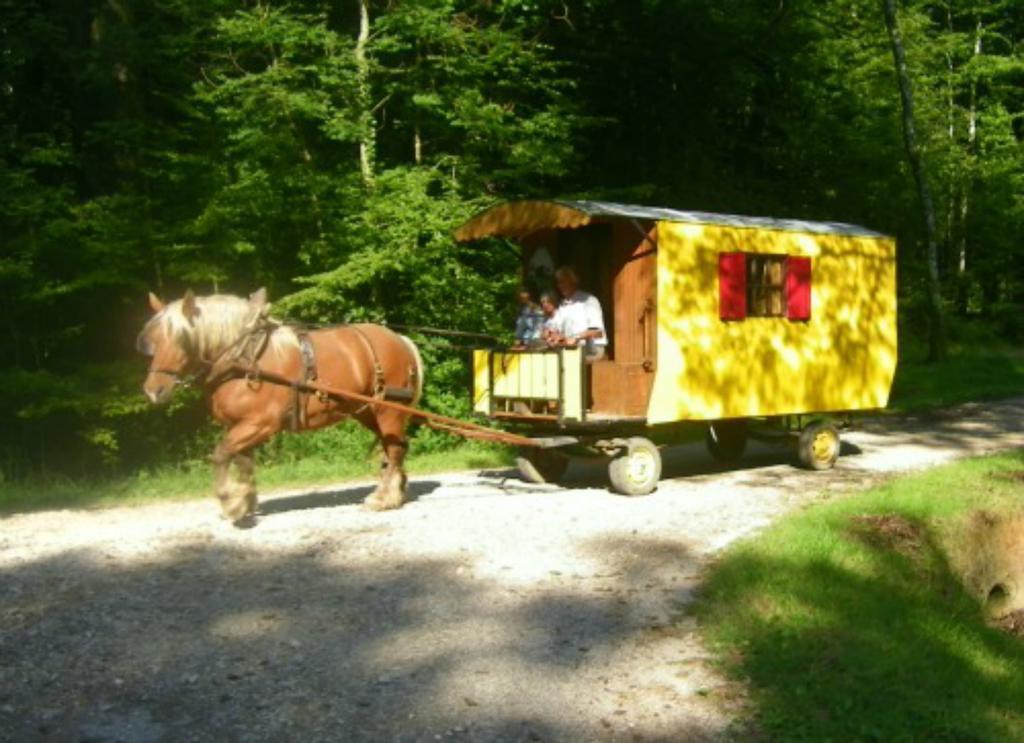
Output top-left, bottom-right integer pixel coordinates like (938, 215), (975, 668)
(516, 447), (570, 484)
(705, 419), (749, 462)
(797, 421), (840, 470)
(608, 437), (662, 496)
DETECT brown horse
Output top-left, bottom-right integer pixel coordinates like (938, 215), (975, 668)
(136, 289), (424, 524)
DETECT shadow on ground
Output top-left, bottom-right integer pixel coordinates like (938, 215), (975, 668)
(0, 532), (718, 741)
(479, 397), (1024, 496)
(260, 480), (442, 515)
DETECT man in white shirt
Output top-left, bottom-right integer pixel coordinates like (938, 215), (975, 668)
(552, 266), (607, 360)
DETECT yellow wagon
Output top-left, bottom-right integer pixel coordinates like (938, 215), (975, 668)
(455, 200), (897, 494)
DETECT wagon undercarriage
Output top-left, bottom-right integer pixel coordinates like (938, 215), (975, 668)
(512, 404), (852, 496)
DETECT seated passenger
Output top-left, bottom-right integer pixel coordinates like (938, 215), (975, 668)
(552, 266), (607, 361)
(512, 286), (543, 349)
(538, 291), (564, 347)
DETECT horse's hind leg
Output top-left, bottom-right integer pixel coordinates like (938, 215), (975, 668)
(364, 420), (410, 511)
(234, 450), (258, 516)
(368, 435), (409, 511)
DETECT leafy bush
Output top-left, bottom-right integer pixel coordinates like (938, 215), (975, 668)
(990, 302), (1024, 343)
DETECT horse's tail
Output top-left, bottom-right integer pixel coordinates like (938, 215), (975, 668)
(399, 334), (425, 407)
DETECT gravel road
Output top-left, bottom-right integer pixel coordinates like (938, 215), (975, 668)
(2, 398), (1023, 742)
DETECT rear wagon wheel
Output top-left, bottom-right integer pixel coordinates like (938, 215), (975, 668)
(516, 447), (569, 484)
(797, 421), (840, 470)
(608, 437), (662, 496)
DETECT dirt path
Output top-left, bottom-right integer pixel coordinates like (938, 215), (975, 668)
(2, 398), (1023, 742)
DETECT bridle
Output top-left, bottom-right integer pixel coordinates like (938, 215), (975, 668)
(143, 315), (277, 393)
(146, 365), (203, 389)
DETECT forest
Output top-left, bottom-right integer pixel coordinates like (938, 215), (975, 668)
(1, 0), (1022, 484)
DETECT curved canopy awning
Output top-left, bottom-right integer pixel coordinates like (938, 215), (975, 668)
(454, 199), (888, 242)
(453, 201), (597, 242)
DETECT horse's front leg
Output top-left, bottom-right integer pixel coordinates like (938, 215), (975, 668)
(212, 421), (273, 525)
(233, 450), (257, 517)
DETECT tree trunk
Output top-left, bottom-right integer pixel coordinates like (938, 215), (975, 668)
(944, 4), (955, 288)
(882, 0), (946, 361)
(413, 43), (423, 166)
(356, 0), (375, 187)
(957, 18), (982, 315)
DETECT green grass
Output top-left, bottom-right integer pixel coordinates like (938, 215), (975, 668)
(694, 451), (1024, 741)
(0, 441), (511, 514)
(889, 331), (1024, 412)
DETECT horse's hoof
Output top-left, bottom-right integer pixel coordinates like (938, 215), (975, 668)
(232, 514), (258, 529)
(364, 494), (406, 511)
(363, 495), (387, 511)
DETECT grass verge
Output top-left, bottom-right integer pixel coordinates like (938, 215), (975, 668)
(0, 441), (511, 514)
(694, 450), (1024, 741)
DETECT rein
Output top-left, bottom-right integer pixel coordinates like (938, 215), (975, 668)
(229, 362), (539, 448)
(150, 317), (539, 449)
(254, 315), (500, 349)
(148, 367), (200, 383)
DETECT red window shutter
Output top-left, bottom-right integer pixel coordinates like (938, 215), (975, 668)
(718, 252), (747, 320)
(786, 256), (812, 321)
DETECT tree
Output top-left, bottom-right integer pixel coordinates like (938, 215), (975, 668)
(2, 0), (1021, 481)
(883, 0), (947, 361)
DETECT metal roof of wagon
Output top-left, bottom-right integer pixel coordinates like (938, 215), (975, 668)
(454, 199), (889, 241)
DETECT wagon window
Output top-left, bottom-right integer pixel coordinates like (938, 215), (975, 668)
(747, 255), (787, 317)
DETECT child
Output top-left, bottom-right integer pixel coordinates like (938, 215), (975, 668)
(513, 286), (544, 348)
(538, 291), (564, 347)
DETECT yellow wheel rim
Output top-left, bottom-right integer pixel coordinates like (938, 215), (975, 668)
(811, 430), (838, 463)
(627, 449), (656, 486)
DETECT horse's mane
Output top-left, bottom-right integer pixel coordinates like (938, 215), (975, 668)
(152, 294), (297, 360)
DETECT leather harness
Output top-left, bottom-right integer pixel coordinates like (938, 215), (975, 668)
(289, 332), (319, 431)
(350, 326), (387, 397)
(163, 317), (416, 430)
(287, 325), (403, 429)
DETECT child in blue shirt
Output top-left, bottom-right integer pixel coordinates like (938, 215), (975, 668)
(513, 286), (544, 348)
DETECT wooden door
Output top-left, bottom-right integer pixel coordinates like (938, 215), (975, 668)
(588, 220), (657, 419)
(610, 220), (657, 365)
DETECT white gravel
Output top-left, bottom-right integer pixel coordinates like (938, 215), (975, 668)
(2, 397), (1022, 742)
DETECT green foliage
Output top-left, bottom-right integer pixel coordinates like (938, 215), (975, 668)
(890, 326), (1024, 411)
(695, 452), (1024, 741)
(0, 0), (1021, 487)
(0, 362), (213, 479)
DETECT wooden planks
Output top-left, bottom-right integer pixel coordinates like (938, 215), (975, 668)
(589, 360), (655, 418)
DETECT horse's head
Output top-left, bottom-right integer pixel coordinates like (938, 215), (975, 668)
(137, 288), (272, 404)
(137, 290), (201, 404)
